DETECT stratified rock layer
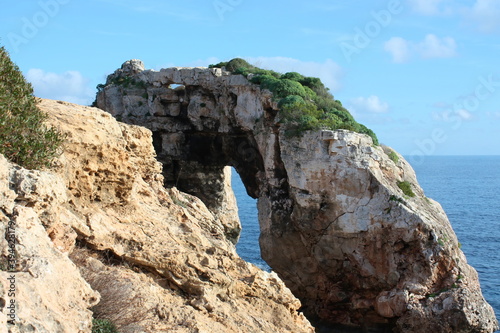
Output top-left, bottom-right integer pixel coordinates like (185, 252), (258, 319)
(95, 60), (498, 332)
(0, 99), (313, 333)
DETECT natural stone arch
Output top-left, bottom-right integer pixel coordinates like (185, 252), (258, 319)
(96, 60), (498, 332)
(96, 60), (277, 244)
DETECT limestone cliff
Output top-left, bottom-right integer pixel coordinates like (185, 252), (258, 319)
(0, 99), (313, 333)
(0, 153), (98, 332)
(95, 60), (498, 332)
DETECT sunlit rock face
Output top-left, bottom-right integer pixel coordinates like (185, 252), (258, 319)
(96, 60), (498, 332)
(4, 98), (314, 333)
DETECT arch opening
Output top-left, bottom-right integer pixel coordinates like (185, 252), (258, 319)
(231, 167), (270, 271)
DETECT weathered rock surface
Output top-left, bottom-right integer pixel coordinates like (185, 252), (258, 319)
(96, 60), (499, 332)
(0, 99), (313, 333)
(0, 154), (99, 333)
(277, 130), (498, 332)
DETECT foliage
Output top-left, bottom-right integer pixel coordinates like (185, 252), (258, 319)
(225, 58), (252, 72)
(389, 195), (404, 204)
(397, 181), (416, 198)
(281, 71), (304, 82)
(208, 61), (228, 69)
(209, 58), (379, 144)
(0, 46), (65, 169)
(387, 150), (399, 164)
(92, 319), (119, 333)
(270, 79), (309, 99)
(209, 59), (278, 78)
(109, 76), (146, 89)
(278, 95), (322, 133)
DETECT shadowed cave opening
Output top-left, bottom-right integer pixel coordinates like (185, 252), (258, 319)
(151, 128), (283, 258)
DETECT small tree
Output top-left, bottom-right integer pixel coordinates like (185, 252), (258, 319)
(0, 46), (65, 169)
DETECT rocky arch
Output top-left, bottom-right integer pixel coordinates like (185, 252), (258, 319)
(96, 60), (288, 243)
(95, 60), (498, 332)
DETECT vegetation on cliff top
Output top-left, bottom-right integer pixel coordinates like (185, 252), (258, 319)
(0, 46), (65, 169)
(210, 58), (378, 144)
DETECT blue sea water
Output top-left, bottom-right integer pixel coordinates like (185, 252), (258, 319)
(412, 156), (500, 326)
(232, 156), (500, 325)
(231, 171), (269, 270)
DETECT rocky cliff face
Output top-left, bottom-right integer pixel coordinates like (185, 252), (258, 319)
(0, 99), (313, 333)
(95, 60), (498, 332)
(0, 153), (98, 332)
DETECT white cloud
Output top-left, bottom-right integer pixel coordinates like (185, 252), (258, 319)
(466, 0), (500, 32)
(25, 69), (94, 105)
(384, 37), (410, 63)
(349, 95), (389, 114)
(433, 109), (473, 122)
(407, 0), (500, 32)
(418, 34), (457, 58)
(245, 57), (343, 92)
(384, 34), (457, 62)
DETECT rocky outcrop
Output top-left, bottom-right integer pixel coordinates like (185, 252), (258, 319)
(0, 154), (99, 333)
(0, 99), (313, 333)
(96, 60), (498, 332)
(277, 130), (498, 332)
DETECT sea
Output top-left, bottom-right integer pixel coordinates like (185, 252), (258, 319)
(233, 156), (500, 326)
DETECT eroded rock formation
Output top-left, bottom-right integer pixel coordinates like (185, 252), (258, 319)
(0, 154), (98, 332)
(0, 99), (313, 333)
(95, 60), (498, 332)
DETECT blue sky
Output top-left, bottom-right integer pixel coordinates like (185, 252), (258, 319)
(2, 0), (500, 157)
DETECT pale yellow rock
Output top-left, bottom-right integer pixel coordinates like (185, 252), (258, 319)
(0, 155), (98, 333)
(32, 98), (313, 333)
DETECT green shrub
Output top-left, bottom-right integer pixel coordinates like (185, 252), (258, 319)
(208, 61), (228, 69)
(0, 46), (65, 169)
(225, 58), (253, 72)
(110, 76), (146, 89)
(389, 195), (404, 204)
(282, 72), (304, 82)
(233, 67), (250, 76)
(272, 79), (308, 99)
(357, 124), (379, 146)
(92, 318), (119, 333)
(277, 95), (306, 109)
(397, 181), (415, 198)
(254, 74), (280, 90)
(253, 68), (281, 78)
(210, 59), (282, 78)
(388, 150), (399, 164)
(200, 58), (379, 143)
(299, 76), (323, 90)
